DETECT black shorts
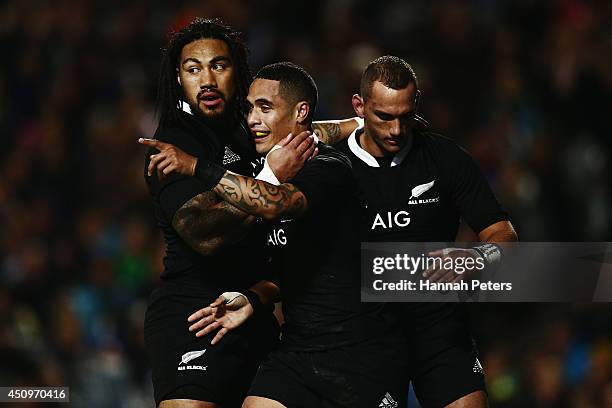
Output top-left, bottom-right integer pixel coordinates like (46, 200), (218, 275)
(406, 305), (486, 408)
(247, 339), (408, 408)
(144, 283), (280, 407)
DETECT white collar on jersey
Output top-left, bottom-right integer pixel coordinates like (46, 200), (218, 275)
(347, 126), (412, 167)
(180, 100), (194, 115)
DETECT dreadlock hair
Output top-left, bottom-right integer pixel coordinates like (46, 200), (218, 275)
(360, 55), (418, 102)
(156, 17), (252, 127)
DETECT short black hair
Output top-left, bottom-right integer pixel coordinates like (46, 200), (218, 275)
(360, 55), (418, 101)
(156, 17), (252, 126)
(255, 62), (318, 122)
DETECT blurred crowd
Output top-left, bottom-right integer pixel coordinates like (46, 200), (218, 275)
(0, 0), (610, 406)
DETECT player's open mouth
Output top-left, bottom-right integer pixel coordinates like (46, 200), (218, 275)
(199, 92), (223, 107)
(252, 131), (271, 142)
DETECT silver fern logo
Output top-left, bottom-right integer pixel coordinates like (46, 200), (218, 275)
(409, 180), (435, 199)
(179, 349), (207, 365)
(407, 180), (440, 205)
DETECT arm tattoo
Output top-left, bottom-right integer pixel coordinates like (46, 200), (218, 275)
(213, 172), (307, 220)
(312, 122), (341, 144)
(173, 191), (254, 255)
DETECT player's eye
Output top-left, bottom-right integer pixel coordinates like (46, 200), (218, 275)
(186, 67), (200, 74)
(261, 105), (272, 113)
(212, 63), (227, 71)
(377, 113), (394, 121)
(400, 112), (416, 122)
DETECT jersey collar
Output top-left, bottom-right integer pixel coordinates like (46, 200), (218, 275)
(180, 100), (194, 115)
(347, 127), (412, 167)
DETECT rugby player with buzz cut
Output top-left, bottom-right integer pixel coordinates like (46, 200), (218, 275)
(142, 18), (359, 408)
(142, 61), (409, 408)
(334, 55), (518, 408)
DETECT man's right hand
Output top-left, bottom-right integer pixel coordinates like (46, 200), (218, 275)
(266, 131), (317, 183)
(187, 292), (254, 345)
(139, 138), (198, 179)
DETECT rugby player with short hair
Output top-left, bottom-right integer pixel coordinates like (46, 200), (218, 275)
(143, 62), (408, 408)
(335, 55), (518, 408)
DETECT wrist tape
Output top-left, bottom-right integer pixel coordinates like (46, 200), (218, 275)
(194, 159), (226, 190)
(471, 243), (503, 265)
(244, 290), (273, 315)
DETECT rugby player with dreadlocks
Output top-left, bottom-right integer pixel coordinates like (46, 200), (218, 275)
(144, 18), (313, 408)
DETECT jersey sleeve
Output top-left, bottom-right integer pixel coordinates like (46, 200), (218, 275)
(155, 176), (212, 222)
(289, 147), (355, 215)
(144, 126), (218, 222)
(447, 144), (509, 234)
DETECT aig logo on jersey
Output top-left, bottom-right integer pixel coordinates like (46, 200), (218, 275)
(267, 219), (294, 245)
(267, 228), (287, 246)
(371, 211), (411, 230)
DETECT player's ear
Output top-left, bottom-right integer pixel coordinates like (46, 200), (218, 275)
(414, 89), (421, 112)
(352, 94), (365, 118)
(176, 69), (182, 86)
(295, 101), (310, 124)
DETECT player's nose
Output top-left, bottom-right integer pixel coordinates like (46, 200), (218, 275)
(199, 67), (217, 89)
(247, 109), (260, 127)
(389, 119), (402, 137)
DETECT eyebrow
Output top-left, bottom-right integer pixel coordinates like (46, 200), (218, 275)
(255, 98), (274, 106)
(182, 57), (201, 66)
(374, 110), (394, 117)
(181, 56), (232, 66)
(374, 109), (414, 117)
(210, 56), (232, 65)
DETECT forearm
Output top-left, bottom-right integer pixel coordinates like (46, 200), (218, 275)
(479, 221), (518, 252)
(248, 280), (281, 305)
(312, 117), (360, 145)
(212, 171), (307, 221)
(173, 191), (255, 255)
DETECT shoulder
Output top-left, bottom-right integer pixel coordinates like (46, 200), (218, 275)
(333, 137), (351, 154)
(416, 131), (473, 162)
(152, 120), (219, 159)
(310, 143), (352, 169)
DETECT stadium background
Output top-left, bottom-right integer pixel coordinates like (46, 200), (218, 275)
(0, 0), (610, 406)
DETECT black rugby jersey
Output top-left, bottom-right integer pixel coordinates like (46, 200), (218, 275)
(335, 127), (509, 325)
(144, 110), (267, 295)
(266, 144), (390, 351)
(335, 128), (508, 242)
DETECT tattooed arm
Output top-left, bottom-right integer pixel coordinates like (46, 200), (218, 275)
(171, 191), (255, 256)
(140, 137), (310, 224)
(213, 171), (307, 221)
(313, 115), (431, 144)
(312, 118), (360, 144)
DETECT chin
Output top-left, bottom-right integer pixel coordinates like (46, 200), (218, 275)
(199, 107), (225, 117)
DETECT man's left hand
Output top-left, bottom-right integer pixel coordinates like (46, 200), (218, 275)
(266, 131), (317, 183)
(187, 292), (254, 345)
